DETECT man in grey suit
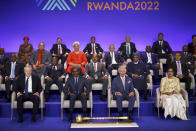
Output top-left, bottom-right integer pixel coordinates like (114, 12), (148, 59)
(30, 42), (52, 78)
(85, 55), (109, 101)
(112, 65), (135, 121)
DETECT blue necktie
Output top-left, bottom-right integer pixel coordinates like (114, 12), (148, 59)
(25, 78), (29, 97)
(10, 62), (15, 80)
(75, 77), (78, 94)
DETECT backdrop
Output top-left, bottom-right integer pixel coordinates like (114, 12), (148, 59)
(0, 0), (196, 52)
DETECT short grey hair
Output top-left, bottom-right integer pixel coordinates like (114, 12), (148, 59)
(24, 65), (32, 71)
(118, 65), (126, 73)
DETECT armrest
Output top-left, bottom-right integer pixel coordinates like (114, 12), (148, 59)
(41, 75), (45, 88)
(107, 86), (112, 108)
(134, 88), (140, 108)
(11, 91), (16, 109)
(39, 90), (44, 108)
(180, 88), (189, 108)
(0, 75), (3, 84)
(189, 73), (195, 89)
(147, 74), (153, 86)
(61, 92), (65, 109)
(156, 88), (160, 108)
(65, 74), (69, 83)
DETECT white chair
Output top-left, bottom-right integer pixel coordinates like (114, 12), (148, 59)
(155, 87), (189, 119)
(107, 87), (140, 120)
(0, 75), (6, 91)
(149, 62), (163, 76)
(61, 91), (93, 120)
(180, 73), (195, 96)
(147, 74), (153, 97)
(112, 69), (118, 76)
(11, 90), (45, 120)
(91, 76), (111, 91)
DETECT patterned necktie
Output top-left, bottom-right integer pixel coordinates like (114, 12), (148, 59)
(25, 78), (29, 97)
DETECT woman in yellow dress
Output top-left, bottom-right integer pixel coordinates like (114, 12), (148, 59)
(160, 67), (187, 120)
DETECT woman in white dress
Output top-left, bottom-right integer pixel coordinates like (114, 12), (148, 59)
(160, 67), (187, 120)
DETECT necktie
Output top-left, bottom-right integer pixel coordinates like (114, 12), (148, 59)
(58, 45), (61, 56)
(177, 61), (181, 75)
(126, 44), (130, 57)
(25, 78), (29, 97)
(10, 62), (15, 79)
(52, 66), (56, 71)
(75, 77), (78, 94)
(92, 44), (95, 56)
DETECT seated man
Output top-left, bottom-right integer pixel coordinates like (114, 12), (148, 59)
(44, 57), (66, 101)
(85, 55), (109, 101)
(181, 45), (195, 75)
(83, 36), (104, 63)
(141, 45), (160, 84)
(118, 36), (137, 61)
(50, 38), (71, 64)
(126, 53), (149, 100)
(66, 41), (87, 74)
(166, 52), (192, 100)
(3, 54), (24, 102)
(152, 33), (172, 59)
(16, 65), (42, 123)
(63, 67), (91, 122)
(0, 48), (9, 76)
(112, 65), (135, 121)
(30, 42), (52, 78)
(103, 44), (125, 77)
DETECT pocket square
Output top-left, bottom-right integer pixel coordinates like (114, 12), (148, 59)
(128, 81), (131, 83)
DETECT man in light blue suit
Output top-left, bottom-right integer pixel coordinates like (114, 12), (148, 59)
(111, 65), (135, 121)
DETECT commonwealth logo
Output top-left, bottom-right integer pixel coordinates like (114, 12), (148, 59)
(36, 0), (77, 11)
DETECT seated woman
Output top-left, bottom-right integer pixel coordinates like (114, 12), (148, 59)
(160, 67), (187, 120)
(66, 41), (87, 74)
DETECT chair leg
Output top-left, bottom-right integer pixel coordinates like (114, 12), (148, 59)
(91, 107), (93, 118)
(187, 108), (189, 120)
(108, 108), (111, 117)
(41, 108), (43, 120)
(158, 107), (160, 119)
(138, 108), (139, 120)
(11, 108), (13, 120)
(61, 108), (63, 120)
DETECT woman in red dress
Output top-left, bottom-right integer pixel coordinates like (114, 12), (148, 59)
(66, 41), (87, 74)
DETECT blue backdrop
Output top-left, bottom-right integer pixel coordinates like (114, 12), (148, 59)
(0, 0), (196, 52)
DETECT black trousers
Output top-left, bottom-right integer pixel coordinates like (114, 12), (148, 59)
(56, 55), (68, 64)
(45, 79), (63, 98)
(17, 94), (40, 117)
(69, 95), (87, 112)
(107, 64), (120, 76)
(179, 76), (191, 95)
(5, 79), (16, 99)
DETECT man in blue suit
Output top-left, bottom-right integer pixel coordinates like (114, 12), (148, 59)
(112, 65), (135, 121)
(141, 45), (160, 84)
(63, 67), (91, 122)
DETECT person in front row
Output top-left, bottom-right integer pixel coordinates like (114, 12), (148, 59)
(63, 67), (91, 122)
(85, 55), (109, 101)
(16, 65), (42, 123)
(44, 57), (66, 101)
(111, 65), (135, 122)
(66, 41), (87, 74)
(160, 67), (187, 120)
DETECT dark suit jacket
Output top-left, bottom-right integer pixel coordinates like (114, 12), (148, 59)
(0, 54), (9, 75)
(118, 42), (137, 58)
(188, 42), (196, 54)
(83, 43), (103, 54)
(167, 61), (189, 77)
(152, 40), (172, 55)
(181, 52), (194, 64)
(64, 76), (91, 96)
(16, 75), (42, 94)
(103, 52), (124, 67)
(111, 76), (135, 96)
(3, 62), (24, 77)
(140, 52), (160, 65)
(126, 62), (149, 78)
(44, 64), (66, 79)
(50, 44), (71, 55)
(85, 62), (109, 78)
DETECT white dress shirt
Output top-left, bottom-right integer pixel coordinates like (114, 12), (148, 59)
(93, 62), (97, 72)
(126, 43), (130, 54)
(9, 62), (16, 79)
(146, 52), (152, 64)
(58, 44), (62, 55)
(25, 76), (32, 93)
(120, 76), (126, 90)
(159, 41), (165, 54)
(110, 52), (117, 64)
(91, 43), (97, 55)
(176, 61), (182, 75)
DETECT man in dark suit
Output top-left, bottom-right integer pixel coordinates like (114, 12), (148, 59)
(188, 35), (196, 68)
(112, 65), (135, 121)
(16, 65), (42, 123)
(50, 38), (71, 64)
(63, 67), (91, 122)
(0, 48), (9, 75)
(44, 57), (66, 101)
(181, 45), (195, 75)
(3, 54), (24, 102)
(167, 52), (191, 100)
(83, 36), (104, 62)
(118, 36), (137, 61)
(103, 44), (125, 76)
(152, 33), (172, 59)
(126, 53), (149, 100)
(141, 46), (160, 84)
(85, 55), (109, 101)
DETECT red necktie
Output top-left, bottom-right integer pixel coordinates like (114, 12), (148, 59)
(92, 44), (95, 56)
(58, 45), (61, 56)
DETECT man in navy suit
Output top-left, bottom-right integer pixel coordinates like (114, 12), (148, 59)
(0, 48), (9, 75)
(103, 44), (125, 76)
(3, 54), (24, 102)
(152, 33), (172, 59)
(44, 57), (66, 101)
(112, 65), (135, 121)
(63, 67), (91, 122)
(50, 38), (71, 64)
(141, 46), (160, 84)
(118, 36), (137, 61)
(83, 36), (104, 62)
(126, 53), (149, 100)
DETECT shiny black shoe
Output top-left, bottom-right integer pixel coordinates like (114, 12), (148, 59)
(17, 116), (23, 123)
(100, 95), (106, 101)
(127, 111), (134, 122)
(83, 110), (87, 117)
(32, 115), (36, 122)
(69, 112), (73, 122)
